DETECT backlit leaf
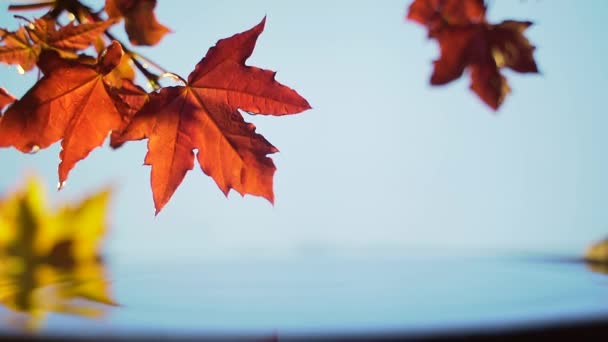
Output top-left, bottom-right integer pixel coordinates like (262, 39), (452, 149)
(29, 18), (116, 55)
(0, 18), (115, 71)
(0, 41), (130, 186)
(112, 18), (311, 214)
(0, 27), (40, 71)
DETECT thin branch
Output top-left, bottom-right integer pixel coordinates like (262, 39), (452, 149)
(159, 72), (187, 85)
(130, 51), (169, 74)
(8, 2), (55, 11)
(12, 15), (34, 25)
(129, 52), (161, 89)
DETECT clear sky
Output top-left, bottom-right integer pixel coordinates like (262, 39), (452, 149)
(1, 0), (608, 264)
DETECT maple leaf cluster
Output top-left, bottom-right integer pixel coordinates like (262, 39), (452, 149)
(407, 0), (539, 110)
(0, 0), (310, 214)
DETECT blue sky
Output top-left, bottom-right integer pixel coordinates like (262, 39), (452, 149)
(1, 0), (608, 264)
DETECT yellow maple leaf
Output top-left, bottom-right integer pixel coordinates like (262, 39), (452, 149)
(0, 176), (116, 330)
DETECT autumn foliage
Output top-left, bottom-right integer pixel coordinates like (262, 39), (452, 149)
(0, 0), (558, 331)
(0, 1), (310, 214)
(407, 0), (538, 110)
(1, 0), (538, 216)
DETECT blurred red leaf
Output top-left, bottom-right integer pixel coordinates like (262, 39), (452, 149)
(408, 0), (486, 34)
(112, 18), (311, 214)
(105, 0), (170, 46)
(407, 0), (538, 110)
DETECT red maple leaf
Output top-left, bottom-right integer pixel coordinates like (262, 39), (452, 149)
(111, 18), (311, 214)
(105, 0), (170, 46)
(407, 0), (538, 110)
(0, 41), (131, 187)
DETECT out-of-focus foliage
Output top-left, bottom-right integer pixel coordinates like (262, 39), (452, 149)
(0, 177), (116, 330)
(105, 0), (170, 46)
(585, 238), (608, 275)
(407, 0), (539, 110)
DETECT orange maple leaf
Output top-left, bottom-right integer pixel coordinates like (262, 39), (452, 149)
(0, 27), (40, 71)
(105, 0), (171, 46)
(407, 0), (538, 110)
(112, 18), (311, 214)
(29, 18), (116, 55)
(0, 18), (115, 71)
(0, 41), (130, 187)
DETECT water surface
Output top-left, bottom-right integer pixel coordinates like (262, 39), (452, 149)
(2, 251), (608, 337)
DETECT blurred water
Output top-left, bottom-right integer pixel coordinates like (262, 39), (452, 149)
(2, 251), (608, 336)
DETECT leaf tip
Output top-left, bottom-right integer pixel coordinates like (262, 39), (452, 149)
(303, 100), (313, 111)
(28, 145), (40, 154)
(57, 180), (67, 191)
(253, 16), (267, 33)
(265, 192), (275, 206)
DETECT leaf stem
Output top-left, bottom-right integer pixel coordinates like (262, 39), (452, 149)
(12, 15), (34, 25)
(130, 51), (169, 74)
(8, 2), (56, 11)
(159, 72), (187, 85)
(128, 51), (161, 89)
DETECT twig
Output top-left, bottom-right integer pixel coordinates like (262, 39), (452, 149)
(8, 2), (55, 11)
